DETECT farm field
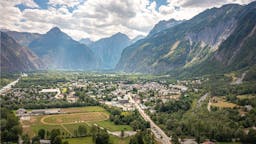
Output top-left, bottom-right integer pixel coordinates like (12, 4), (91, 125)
(21, 106), (132, 138)
(210, 97), (238, 108)
(236, 94), (255, 100)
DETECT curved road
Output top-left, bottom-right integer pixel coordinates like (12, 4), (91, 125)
(128, 94), (171, 144)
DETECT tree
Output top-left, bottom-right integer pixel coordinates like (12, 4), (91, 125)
(22, 134), (30, 144)
(129, 132), (144, 144)
(52, 136), (62, 144)
(94, 130), (110, 144)
(78, 125), (87, 136)
(0, 108), (22, 143)
(50, 129), (61, 142)
(91, 125), (99, 141)
(38, 129), (45, 139)
(121, 129), (125, 138)
(63, 141), (69, 144)
(247, 129), (256, 143)
(32, 136), (40, 144)
(172, 134), (180, 144)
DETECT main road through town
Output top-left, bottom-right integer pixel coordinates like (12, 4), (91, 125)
(0, 77), (20, 95)
(127, 93), (171, 144)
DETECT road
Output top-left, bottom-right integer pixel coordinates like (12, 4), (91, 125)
(128, 94), (171, 144)
(0, 78), (20, 95)
(39, 88), (61, 99)
(231, 71), (247, 85)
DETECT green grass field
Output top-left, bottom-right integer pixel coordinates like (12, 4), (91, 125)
(61, 106), (107, 113)
(21, 106), (132, 138)
(90, 120), (133, 131)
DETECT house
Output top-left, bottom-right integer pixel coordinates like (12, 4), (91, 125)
(16, 108), (27, 117)
(31, 108), (61, 115)
(40, 139), (51, 144)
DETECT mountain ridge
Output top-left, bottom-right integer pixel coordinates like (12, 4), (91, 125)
(116, 2), (256, 75)
(0, 32), (44, 72)
(28, 27), (99, 70)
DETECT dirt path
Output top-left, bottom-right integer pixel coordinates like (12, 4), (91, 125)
(207, 100), (212, 112)
(60, 124), (73, 136)
(197, 93), (209, 108)
(231, 71), (247, 85)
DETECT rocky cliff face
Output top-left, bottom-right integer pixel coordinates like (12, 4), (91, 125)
(148, 19), (184, 37)
(4, 30), (42, 47)
(117, 2), (256, 74)
(0, 32), (44, 72)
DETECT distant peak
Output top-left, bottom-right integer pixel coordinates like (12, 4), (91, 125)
(48, 27), (62, 33)
(114, 32), (126, 36)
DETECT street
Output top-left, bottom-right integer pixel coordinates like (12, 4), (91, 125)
(128, 93), (171, 144)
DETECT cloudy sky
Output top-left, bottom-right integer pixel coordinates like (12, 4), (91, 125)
(0, 0), (255, 41)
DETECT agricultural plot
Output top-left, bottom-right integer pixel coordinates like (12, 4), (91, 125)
(236, 94), (255, 100)
(210, 97), (238, 109)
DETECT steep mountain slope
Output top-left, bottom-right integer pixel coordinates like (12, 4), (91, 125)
(0, 32), (44, 72)
(3, 30), (41, 47)
(131, 35), (145, 43)
(79, 38), (93, 46)
(29, 27), (99, 70)
(148, 19), (183, 36)
(90, 32), (131, 69)
(214, 3), (256, 69)
(117, 2), (256, 74)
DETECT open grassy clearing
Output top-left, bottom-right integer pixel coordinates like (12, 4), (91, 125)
(236, 94), (255, 100)
(210, 97), (238, 108)
(60, 106), (107, 113)
(61, 87), (67, 93)
(63, 123), (90, 135)
(88, 120), (133, 131)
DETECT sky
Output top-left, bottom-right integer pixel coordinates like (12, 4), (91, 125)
(0, 0), (255, 41)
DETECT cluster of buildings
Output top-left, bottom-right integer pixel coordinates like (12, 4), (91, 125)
(16, 108), (61, 118)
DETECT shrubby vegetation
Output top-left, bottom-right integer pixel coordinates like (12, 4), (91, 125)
(129, 130), (155, 144)
(103, 105), (150, 131)
(0, 107), (22, 143)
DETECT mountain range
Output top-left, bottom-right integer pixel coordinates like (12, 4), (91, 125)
(28, 27), (99, 70)
(117, 1), (256, 76)
(0, 32), (44, 72)
(1, 1), (255, 76)
(89, 32), (131, 69)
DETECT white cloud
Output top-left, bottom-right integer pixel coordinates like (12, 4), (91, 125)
(0, 0), (255, 41)
(48, 0), (80, 8)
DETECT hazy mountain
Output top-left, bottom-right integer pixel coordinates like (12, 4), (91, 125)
(29, 27), (99, 70)
(90, 32), (131, 69)
(131, 35), (145, 43)
(3, 30), (42, 47)
(148, 19), (184, 37)
(0, 32), (44, 72)
(79, 38), (93, 46)
(117, 2), (256, 75)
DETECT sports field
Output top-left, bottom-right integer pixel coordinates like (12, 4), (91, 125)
(20, 106), (132, 137)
